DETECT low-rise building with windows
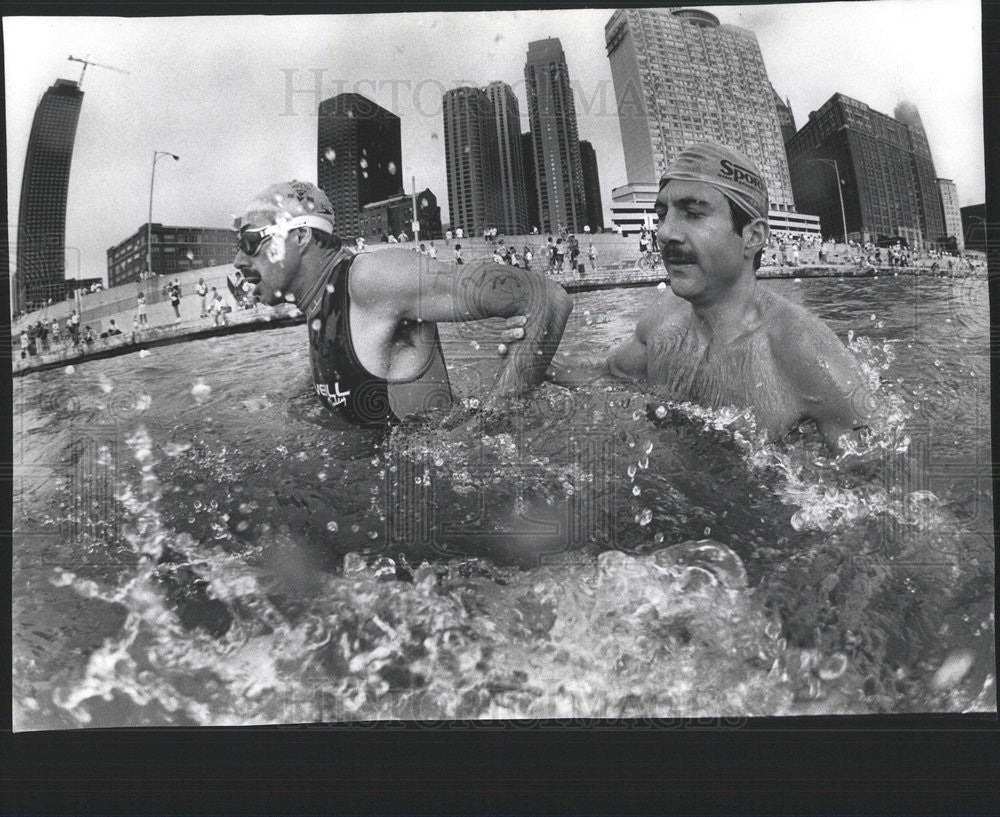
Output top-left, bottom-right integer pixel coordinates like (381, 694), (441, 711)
(107, 223), (236, 287)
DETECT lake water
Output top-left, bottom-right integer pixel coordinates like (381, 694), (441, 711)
(12, 275), (994, 727)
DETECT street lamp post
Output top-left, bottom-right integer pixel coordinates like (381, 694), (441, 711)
(147, 150), (180, 278)
(807, 157), (848, 246)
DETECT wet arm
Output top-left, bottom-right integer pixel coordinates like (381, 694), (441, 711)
(354, 252), (572, 394)
(782, 329), (876, 452)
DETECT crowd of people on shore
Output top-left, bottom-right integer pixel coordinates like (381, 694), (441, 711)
(408, 231), (601, 277)
(17, 308), (125, 360)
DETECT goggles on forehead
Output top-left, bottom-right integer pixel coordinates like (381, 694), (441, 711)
(236, 214), (335, 257)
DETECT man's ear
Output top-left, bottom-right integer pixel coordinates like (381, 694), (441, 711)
(745, 218), (768, 256)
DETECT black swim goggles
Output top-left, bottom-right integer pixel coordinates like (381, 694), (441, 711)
(236, 224), (280, 257)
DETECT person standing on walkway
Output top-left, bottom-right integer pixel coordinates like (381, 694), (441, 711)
(568, 234), (580, 275)
(196, 278), (209, 317)
(136, 291), (148, 328)
(69, 310), (81, 344)
(170, 279), (182, 322)
(588, 241), (597, 272)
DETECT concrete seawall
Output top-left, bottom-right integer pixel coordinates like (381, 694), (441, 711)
(13, 259), (977, 377)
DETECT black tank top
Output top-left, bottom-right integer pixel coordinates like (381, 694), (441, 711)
(308, 251), (453, 427)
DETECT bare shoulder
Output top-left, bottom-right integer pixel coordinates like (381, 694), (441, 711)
(607, 292), (682, 381)
(761, 287), (867, 403)
(635, 291), (686, 342)
(762, 289), (854, 365)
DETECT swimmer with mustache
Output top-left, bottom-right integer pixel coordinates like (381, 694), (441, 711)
(549, 142), (875, 451)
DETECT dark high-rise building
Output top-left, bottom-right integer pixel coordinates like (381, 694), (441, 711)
(485, 82), (529, 235)
(521, 132), (540, 231)
(14, 78), (85, 314)
(894, 100), (946, 246)
(317, 93), (403, 242)
(578, 140), (605, 232)
(604, 8), (795, 210)
(772, 85), (797, 144)
(524, 38), (587, 232)
(785, 93), (946, 248)
(107, 223), (236, 288)
(442, 86), (503, 236)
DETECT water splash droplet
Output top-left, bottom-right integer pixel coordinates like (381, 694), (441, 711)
(324, 147), (336, 162)
(359, 158), (368, 169)
(326, 520), (339, 533)
(636, 508), (653, 526)
(191, 379), (212, 404)
(387, 161), (397, 175)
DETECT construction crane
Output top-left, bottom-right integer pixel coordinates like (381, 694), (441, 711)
(67, 55), (130, 87)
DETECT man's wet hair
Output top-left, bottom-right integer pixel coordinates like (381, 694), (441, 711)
(728, 199), (763, 271)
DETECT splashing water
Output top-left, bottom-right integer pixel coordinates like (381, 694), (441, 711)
(12, 280), (994, 727)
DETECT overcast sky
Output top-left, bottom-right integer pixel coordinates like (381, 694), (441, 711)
(4, 0), (984, 283)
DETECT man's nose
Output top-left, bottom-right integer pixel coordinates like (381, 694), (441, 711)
(657, 213), (681, 246)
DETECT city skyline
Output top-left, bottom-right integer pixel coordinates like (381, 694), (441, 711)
(4, 1), (985, 284)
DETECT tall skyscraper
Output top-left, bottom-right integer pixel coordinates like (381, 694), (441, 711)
(785, 92), (946, 248)
(604, 8), (795, 211)
(937, 178), (964, 251)
(442, 87), (503, 236)
(578, 140), (605, 231)
(524, 38), (588, 233)
(14, 78), (85, 314)
(484, 82), (529, 235)
(317, 93), (403, 242)
(772, 85), (797, 144)
(521, 132), (540, 231)
(894, 100), (946, 246)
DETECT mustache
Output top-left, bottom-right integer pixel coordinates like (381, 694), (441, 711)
(663, 251), (697, 264)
